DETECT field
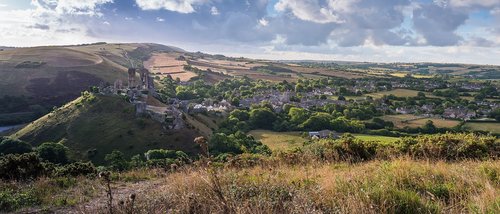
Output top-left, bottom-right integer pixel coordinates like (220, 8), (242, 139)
(248, 130), (306, 151)
(352, 134), (400, 144)
(143, 53), (197, 81)
(464, 122), (500, 134)
(249, 130), (402, 151)
(276, 64), (370, 79)
(380, 115), (460, 129)
(366, 89), (431, 99)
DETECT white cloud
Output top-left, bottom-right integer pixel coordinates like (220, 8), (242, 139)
(156, 17), (165, 22)
(448, 0), (500, 8)
(134, 0), (209, 14)
(33, 0), (113, 16)
(210, 6), (219, 15)
(258, 18), (269, 26)
(275, 0), (344, 24)
(103, 21), (110, 25)
(0, 0), (112, 46)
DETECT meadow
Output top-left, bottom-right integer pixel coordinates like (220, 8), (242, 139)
(249, 130), (401, 150)
(464, 122), (500, 134)
(380, 115), (460, 129)
(248, 130), (306, 151)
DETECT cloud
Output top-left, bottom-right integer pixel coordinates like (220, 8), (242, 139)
(0, 0), (112, 46)
(448, 0), (500, 8)
(134, 0), (209, 13)
(274, 0), (344, 24)
(156, 17), (165, 22)
(210, 6), (219, 15)
(258, 18), (269, 26)
(27, 23), (50, 30)
(412, 3), (468, 46)
(33, 0), (113, 16)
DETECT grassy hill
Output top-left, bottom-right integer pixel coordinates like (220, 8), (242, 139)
(0, 43), (185, 125)
(11, 93), (201, 164)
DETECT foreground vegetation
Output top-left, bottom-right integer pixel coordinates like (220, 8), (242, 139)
(1, 132), (499, 213)
(2, 158), (498, 213)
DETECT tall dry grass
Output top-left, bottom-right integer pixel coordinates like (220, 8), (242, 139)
(84, 158), (499, 214)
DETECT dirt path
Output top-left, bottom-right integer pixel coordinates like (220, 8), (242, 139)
(70, 178), (164, 213)
(19, 178), (166, 214)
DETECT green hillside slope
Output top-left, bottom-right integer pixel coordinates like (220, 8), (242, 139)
(11, 93), (201, 164)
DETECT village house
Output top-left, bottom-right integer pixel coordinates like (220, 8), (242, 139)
(443, 107), (476, 120)
(308, 130), (339, 139)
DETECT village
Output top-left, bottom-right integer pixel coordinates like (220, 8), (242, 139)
(98, 67), (499, 138)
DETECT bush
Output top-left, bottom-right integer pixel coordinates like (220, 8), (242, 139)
(105, 150), (129, 171)
(0, 188), (40, 212)
(54, 162), (97, 177)
(0, 153), (47, 180)
(397, 133), (499, 160)
(36, 142), (69, 164)
(145, 149), (178, 160)
(0, 138), (32, 156)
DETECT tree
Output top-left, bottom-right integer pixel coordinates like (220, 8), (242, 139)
(229, 109), (250, 121)
(422, 120), (437, 134)
(301, 112), (333, 131)
(338, 95), (346, 101)
(288, 107), (309, 125)
(489, 108), (500, 122)
(105, 150), (128, 171)
(36, 142), (69, 164)
(249, 108), (276, 129)
(0, 137), (32, 156)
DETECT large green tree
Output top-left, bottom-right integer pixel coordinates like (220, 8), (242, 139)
(249, 108), (277, 130)
(36, 142), (69, 164)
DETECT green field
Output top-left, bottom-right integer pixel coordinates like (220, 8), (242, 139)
(380, 115), (460, 129)
(352, 134), (400, 144)
(248, 130), (306, 151)
(366, 89), (434, 99)
(249, 130), (401, 150)
(463, 122), (500, 134)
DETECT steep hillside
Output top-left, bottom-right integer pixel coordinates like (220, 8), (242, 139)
(0, 43), (185, 125)
(11, 93), (201, 164)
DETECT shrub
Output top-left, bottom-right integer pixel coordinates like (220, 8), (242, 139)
(0, 138), (32, 156)
(0, 153), (47, 180)
(36, 142), (69, 164)
(0, 188), (40, 212)
(105, 150), (129, 171)
(145, 149), (178, 160)
(397, 133), (499, 160)
(54, 162), (97, 177)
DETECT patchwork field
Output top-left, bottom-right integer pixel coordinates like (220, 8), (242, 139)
(280, 65), (369, 79)
(464, 122), (500, 134)
(143, 53), (197, 81)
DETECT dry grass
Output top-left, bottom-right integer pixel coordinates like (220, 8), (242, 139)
(78, 158), (500, 213)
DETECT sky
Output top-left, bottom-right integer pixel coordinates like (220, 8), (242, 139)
(0, 0), (499, 65)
